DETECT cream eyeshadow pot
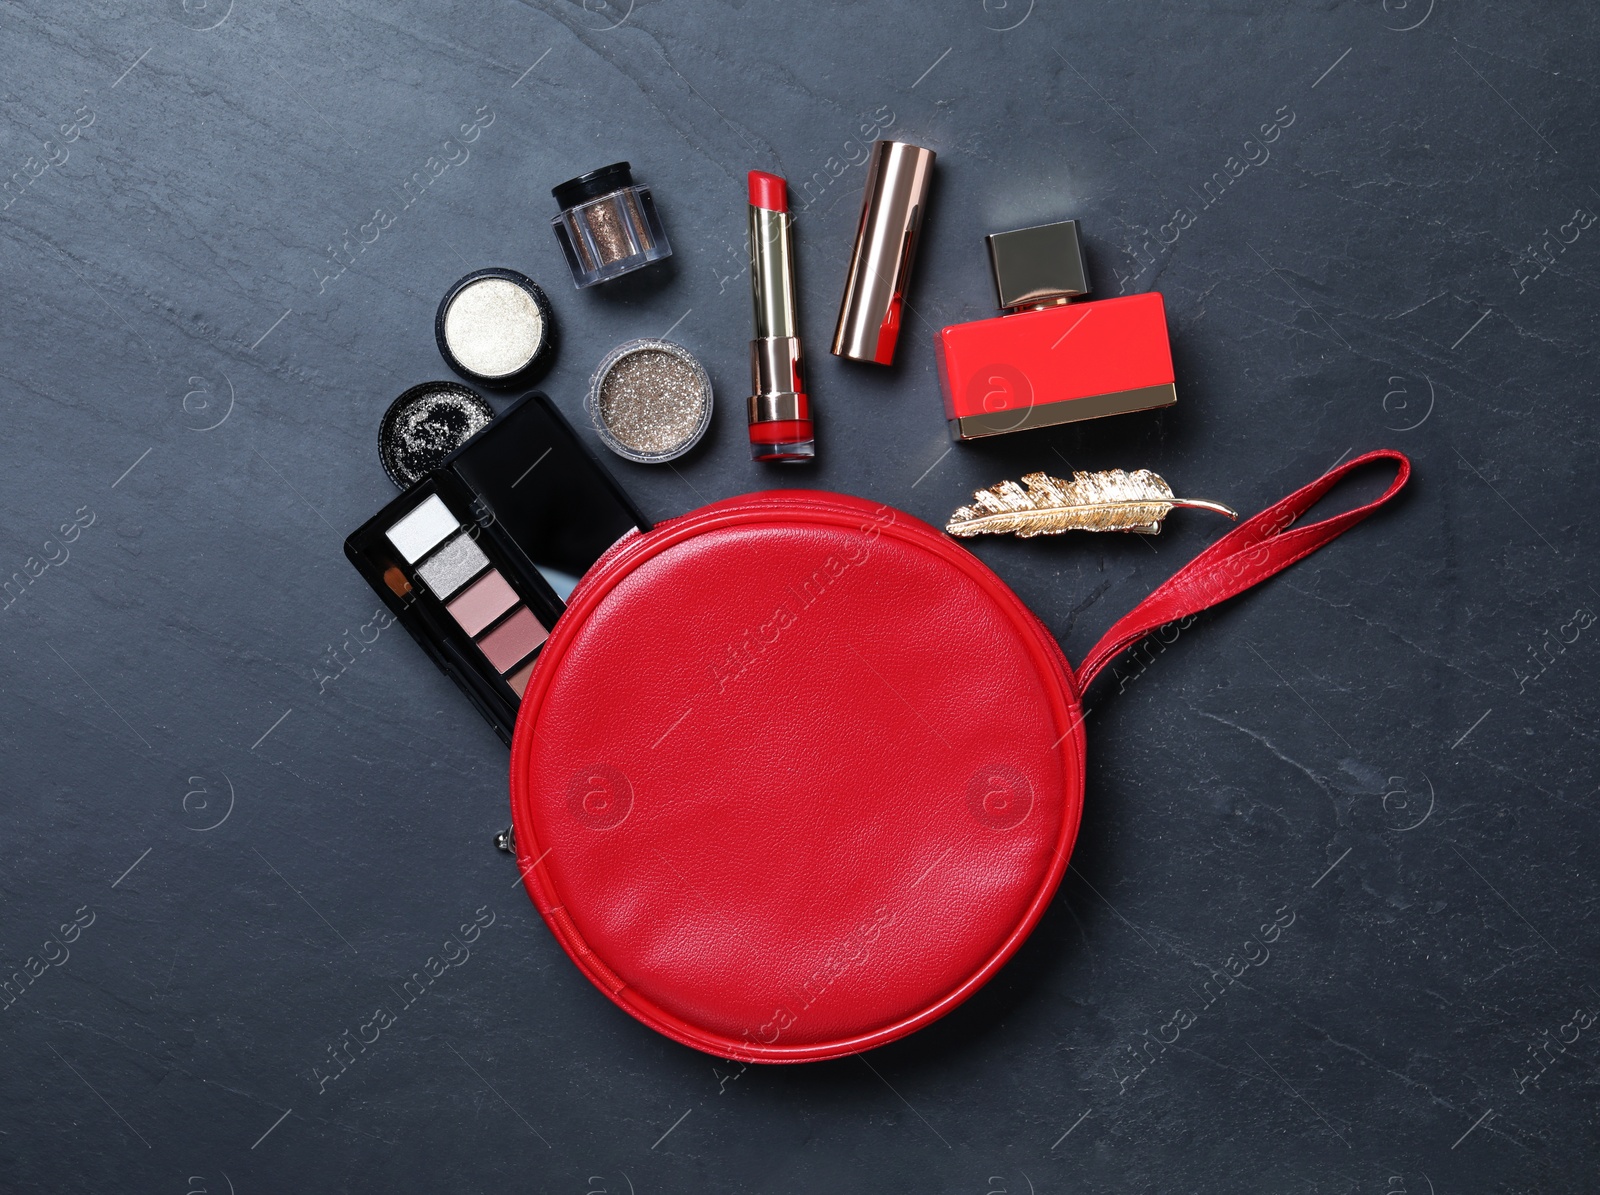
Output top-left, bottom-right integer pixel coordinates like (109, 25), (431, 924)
(435, 268), (555, 385)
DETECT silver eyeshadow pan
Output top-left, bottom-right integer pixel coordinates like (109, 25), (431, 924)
(385, 493), (459, 563)
(416, 531), (489, 598)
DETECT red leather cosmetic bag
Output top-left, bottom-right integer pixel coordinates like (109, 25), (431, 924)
(508, 450), (1409, 1062)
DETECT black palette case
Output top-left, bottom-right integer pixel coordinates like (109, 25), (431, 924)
(346, 391), (649, 743)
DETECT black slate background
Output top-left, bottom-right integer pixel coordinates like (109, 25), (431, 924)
(3, 1), (1597, 1191)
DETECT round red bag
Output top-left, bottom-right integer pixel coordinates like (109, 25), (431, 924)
(509, 453), (1409, 1062)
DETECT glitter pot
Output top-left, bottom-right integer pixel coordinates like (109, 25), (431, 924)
(435, 268), (555, 386)
(379, 382), (495, 489)
(550, 162), (673, 289)
(585, 339), (712, 464)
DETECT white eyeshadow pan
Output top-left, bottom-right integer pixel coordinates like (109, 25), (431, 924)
(416, 531), (489, 598)
(386, 494), (460, 563)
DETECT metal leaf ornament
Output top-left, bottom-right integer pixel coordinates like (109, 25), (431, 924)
(946, 469), (1237, 538)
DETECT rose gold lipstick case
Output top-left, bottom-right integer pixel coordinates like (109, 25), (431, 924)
(831, 140), (936, 366)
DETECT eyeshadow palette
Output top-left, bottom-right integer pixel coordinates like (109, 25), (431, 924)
(386, 492), (548, 676)
(346, 391), (648, 743)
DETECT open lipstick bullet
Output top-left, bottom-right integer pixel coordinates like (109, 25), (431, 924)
(745, 171), (814, 462)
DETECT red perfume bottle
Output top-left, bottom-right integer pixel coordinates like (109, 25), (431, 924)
(935, 220), (1176, 440)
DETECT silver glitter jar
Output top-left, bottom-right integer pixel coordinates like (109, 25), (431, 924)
(585, 339), (712, 464)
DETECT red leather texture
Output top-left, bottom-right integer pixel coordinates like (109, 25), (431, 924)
(508, 453), (1409, 1063)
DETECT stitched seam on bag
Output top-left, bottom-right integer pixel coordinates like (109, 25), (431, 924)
(548, 905), (627, 994)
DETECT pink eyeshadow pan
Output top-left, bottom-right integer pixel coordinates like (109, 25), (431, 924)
(477, 606), (548, 673)
(506, 660), (536, 698)
(446, 569), (519, 636)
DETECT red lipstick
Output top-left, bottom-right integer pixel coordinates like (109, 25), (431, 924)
(748, 170), (788, 213)
(745, 171), (814, 462)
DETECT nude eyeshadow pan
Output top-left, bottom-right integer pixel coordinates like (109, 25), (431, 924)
(477, 607), (549, 672)
(446, 570), (519, 637)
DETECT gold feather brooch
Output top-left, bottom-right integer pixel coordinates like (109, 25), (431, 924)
(946, 469), (1237, 538)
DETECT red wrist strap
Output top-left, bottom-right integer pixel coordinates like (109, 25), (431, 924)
(1075, 449), (1411, 692)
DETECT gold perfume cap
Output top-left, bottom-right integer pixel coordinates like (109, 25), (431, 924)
(985, 220), (1091, 312)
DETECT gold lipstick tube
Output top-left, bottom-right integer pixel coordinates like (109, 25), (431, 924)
(746, 171), (814, 462)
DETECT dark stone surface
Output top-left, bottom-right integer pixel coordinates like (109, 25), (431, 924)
(2, 1), (1596, 1191)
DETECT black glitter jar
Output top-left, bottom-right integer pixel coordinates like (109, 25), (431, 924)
(378, 382), (494, 489)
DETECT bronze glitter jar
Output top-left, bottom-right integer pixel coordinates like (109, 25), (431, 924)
(550, 162), (673, 289)
(585, 339), (712, 464)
